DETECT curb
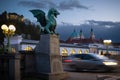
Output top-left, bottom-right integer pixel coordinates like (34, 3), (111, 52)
(97, 75), (120, 80)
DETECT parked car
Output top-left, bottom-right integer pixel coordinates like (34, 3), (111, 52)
(62, 53), (119, 72)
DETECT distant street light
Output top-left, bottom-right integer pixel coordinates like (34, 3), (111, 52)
(1, 24), (16, 53)
(103, 40), (112, 55)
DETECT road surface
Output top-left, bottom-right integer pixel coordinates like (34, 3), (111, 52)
(63, 65), (120, 80)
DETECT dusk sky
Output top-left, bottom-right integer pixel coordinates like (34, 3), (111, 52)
(0, 0), (120, 42)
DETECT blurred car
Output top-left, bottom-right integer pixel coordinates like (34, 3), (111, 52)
(62, 53), (119, 71)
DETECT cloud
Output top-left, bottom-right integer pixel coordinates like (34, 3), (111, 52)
(56, 20), (120, 42)
(86, 20), (120, 28)
(58, 0), (89, 10)
(19, 0), (89, 10)
(19, 1), (48, 9)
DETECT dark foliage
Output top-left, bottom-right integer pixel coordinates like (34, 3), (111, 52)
(0, 11), (40, 46)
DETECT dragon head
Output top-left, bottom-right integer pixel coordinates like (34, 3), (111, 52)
(48, 8), (60, 18)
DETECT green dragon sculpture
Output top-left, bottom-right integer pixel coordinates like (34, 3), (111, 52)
(30, 8), (60, 34)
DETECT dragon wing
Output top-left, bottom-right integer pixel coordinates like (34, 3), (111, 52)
(30, 9), (46, 27)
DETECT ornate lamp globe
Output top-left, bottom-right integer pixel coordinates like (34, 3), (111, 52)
(1, 24), (8, 31)
(9, 25), (16, 32)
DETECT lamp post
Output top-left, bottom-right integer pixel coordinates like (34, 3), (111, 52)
(103, 40), (112, 55)
(1, 24), (16, 53)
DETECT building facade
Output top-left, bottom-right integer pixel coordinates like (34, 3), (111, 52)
(3, 35), (120, 56)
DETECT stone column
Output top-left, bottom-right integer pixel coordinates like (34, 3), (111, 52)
(8, 54), (21, 80)
(0, 53), (21, 80)
(35, 34), (68, 80)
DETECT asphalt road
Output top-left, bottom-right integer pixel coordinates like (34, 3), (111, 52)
(66, 71), (97, 80)
(63, 65), (120, 80)
(65, 70), (120, 80)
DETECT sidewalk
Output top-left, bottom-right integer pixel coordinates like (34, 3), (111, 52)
(97, 75), (120, 80)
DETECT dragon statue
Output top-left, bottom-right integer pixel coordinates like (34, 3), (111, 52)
(30, 8), (60, 34)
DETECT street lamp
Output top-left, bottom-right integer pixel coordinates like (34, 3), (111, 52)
(103, 40), (112, 55)
(1, 24), (16, 53)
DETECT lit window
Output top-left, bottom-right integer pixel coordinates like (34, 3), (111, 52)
(11, 48), (16, 53)
(78, 50), (82, 54)
(70, 49), (76, 55)
(62, 48), (68, 56)
(24, 46), (33, 51)
(84, 50), (88, 54)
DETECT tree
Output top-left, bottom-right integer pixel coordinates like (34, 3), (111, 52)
(0, 11), (40, 46)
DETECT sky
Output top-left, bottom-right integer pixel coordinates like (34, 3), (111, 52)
(0, 0), (120, 42)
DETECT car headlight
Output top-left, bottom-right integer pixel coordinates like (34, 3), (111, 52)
(103, 62), (118, 65)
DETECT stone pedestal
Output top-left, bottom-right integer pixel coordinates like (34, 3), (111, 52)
(20, 51), (36, 74)
(35, 34), (68, 80)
